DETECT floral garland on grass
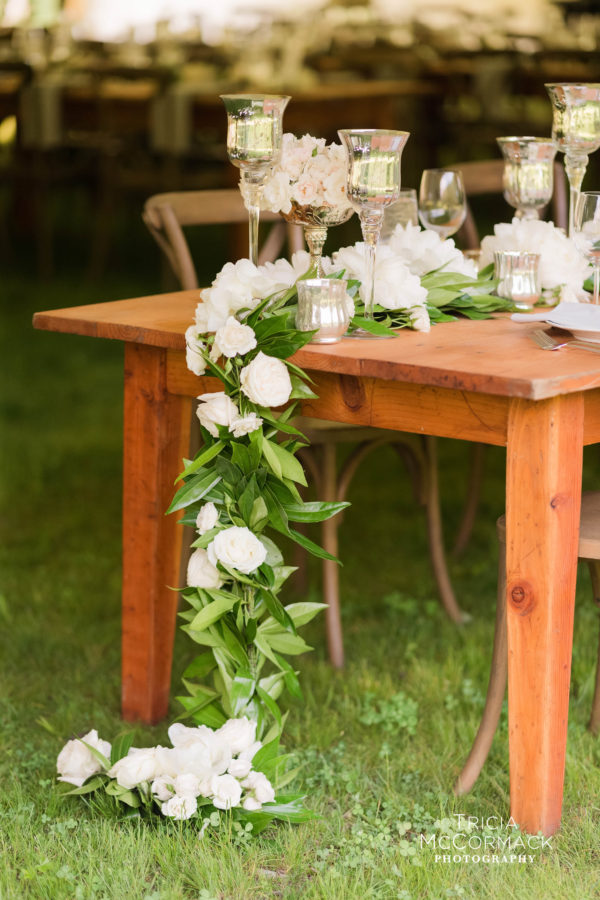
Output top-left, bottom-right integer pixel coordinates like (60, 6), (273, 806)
(56, 225), (513, 833)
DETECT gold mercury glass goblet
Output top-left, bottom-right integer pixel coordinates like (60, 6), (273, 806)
(220, 93), (290, 265)
(338, 128), (410, 338)
(496, 136), (557, 221)
(545, 83), (600, 236)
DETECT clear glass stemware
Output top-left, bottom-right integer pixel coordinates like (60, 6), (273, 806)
(496, 136), (557, 220)
(338, 128), (410, 338)
(220, 93), (290, 265)
(545, 83), (600, 236)
(418, 169), (466, 240)
(572, 191), (600, 305)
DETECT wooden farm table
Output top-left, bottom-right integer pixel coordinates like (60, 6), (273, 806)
(33, 292), (600, 837)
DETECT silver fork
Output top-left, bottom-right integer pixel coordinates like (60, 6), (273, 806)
(531, 328), (600, 354)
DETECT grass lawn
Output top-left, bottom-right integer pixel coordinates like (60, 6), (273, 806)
(2, 215), (600, 900)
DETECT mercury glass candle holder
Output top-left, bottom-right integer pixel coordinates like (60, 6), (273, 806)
(282, 203), (354, 276)
(494, 250), (541, 309)
(338, 128), (410, 338)
(221, 94), (290, 265)
(545, 84), (600, 236)
(496, 136), (557, 221)
(296, 278), (351, 343)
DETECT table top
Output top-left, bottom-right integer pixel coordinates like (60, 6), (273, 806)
(32, 290), (600, 401)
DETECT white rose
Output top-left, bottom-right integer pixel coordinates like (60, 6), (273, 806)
(195, 392), (239, 438)
(174, 773), (203, 798)
(109, 747), (166, 789)
(56, 729), (111, 787)
(185, 324), (207, 376)
(241, 770), (275, 804)
(152, 776), (175, 802)
(216, 717), (258, 755)
(186, 548), (223, 589)
(172, 735), (231, 780)
(227, 758), (252, 779)
(210, 774), (242, 810)
(214, 317), (257, 358)
(238, 740), (262, 762)
(168, 722), (216, 749)
(195, 502), (219, 535)
(242, 796), (263, 811)
(161, 795), (198, 820)
(240, 352), (292, 408)
(207, 527), (267, 575)
(230, 413), (263, 438)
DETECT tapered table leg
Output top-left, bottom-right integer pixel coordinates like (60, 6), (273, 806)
(506, 394), (583, 836)
(121, 343), (192, 722)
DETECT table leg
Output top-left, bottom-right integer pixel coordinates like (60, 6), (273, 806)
(506, 394), (583, 836)
(121, 343), (192, 723)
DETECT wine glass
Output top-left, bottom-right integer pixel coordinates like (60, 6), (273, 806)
(572, 191), (600, 305)
(418, 169), (466, 240)
(545, 83), (600, 236)
(220, 94), (290, 265)
(496, 136), (557, 220)
(338, 129), (410, 338)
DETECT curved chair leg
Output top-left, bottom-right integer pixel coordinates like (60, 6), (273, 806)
(423, 437), (468, 624)
(453, 443), (486, 558)
(322, 442), (344, 668)
(455, 536), (507, 794)
(587, 559), (600, 735)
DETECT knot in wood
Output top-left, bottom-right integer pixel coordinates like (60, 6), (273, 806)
(340, 374), (365, 411)
(508, 580), (535, 616)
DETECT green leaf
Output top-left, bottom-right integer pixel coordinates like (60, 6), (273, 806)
(177, 441), (225, 482)
(167, 473), (222, 514)
(259, 589), (297, 634)
(61, 775), (106, 796)
(289, 374), (319, 401)
(231, 441), (252, 475)
(266, 631), (313, 656)
(287, 526), (340, 563)
(282, 500), (350, 523)
(262, 439), (307, 486)
(79, 740), (111, 771)
(282, 601), (328, 627)
(230, 668), (257, 716)
(273, 652), (303, 701)
(182, 652), (217, 680)
(110, 733), (134, 766)
(349, 316), (397, 336)
(250, 496), (269, 530)
(190, 595), (237, 631)
(189, 701), (227, 729)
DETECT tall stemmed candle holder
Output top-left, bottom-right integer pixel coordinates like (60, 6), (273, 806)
(338, 129), (410, 338)
(496, 136), (557, 220)
(545, 84), (600, 236)
(221, 94), (290, 265)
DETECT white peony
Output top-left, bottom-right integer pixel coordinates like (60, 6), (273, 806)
(227, 758), (252, 779)
(207, 526), (267, 575)
(186, 547), (223, 589)
(185, 324), (207, 376)
(241, 770), (275, 804)
(387, 223), (477, 278)
(258, 251), (312, 289)
(238, 740), (262, 763)
(216, 717), (257, 755)
(161, 794), (198, 820)
(171, 736), (231, 781)
(195, 502), (219, 535)
(332, 243), (428, 312)
(230, 412), (263, 438)
(56, 729), (111, 787)
(109, 747), (168, 789)
(242, 796), (263, 811)
(210, 774), (242, 810)
(168, 722), (217, 750)
(213, 317), (257, 359)
(240, 352), (292, 408)
(196, 391), (239, 437)
(480, 218), (589, 298)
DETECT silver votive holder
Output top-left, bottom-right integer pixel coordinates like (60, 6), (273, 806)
(296, 278), (350, 343)
(494, 250), (541, 309)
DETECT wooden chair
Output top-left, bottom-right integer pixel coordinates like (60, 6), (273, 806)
(455, 494), (600, 795)
(142, 189), (468, 669)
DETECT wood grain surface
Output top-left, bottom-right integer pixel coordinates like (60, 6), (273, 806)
(33, 291), (600, 400)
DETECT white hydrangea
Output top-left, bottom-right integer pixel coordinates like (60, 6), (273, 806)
(387, 222), (477, 278)
(480, 218), (590, 299)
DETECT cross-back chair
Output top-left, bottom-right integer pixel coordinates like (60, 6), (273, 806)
(142, 188), (467, 668)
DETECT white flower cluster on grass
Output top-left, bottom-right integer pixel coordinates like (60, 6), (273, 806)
(480, 218), (590, 301)
(56, 717), (275, 821)
(261, 133), (351, 215)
